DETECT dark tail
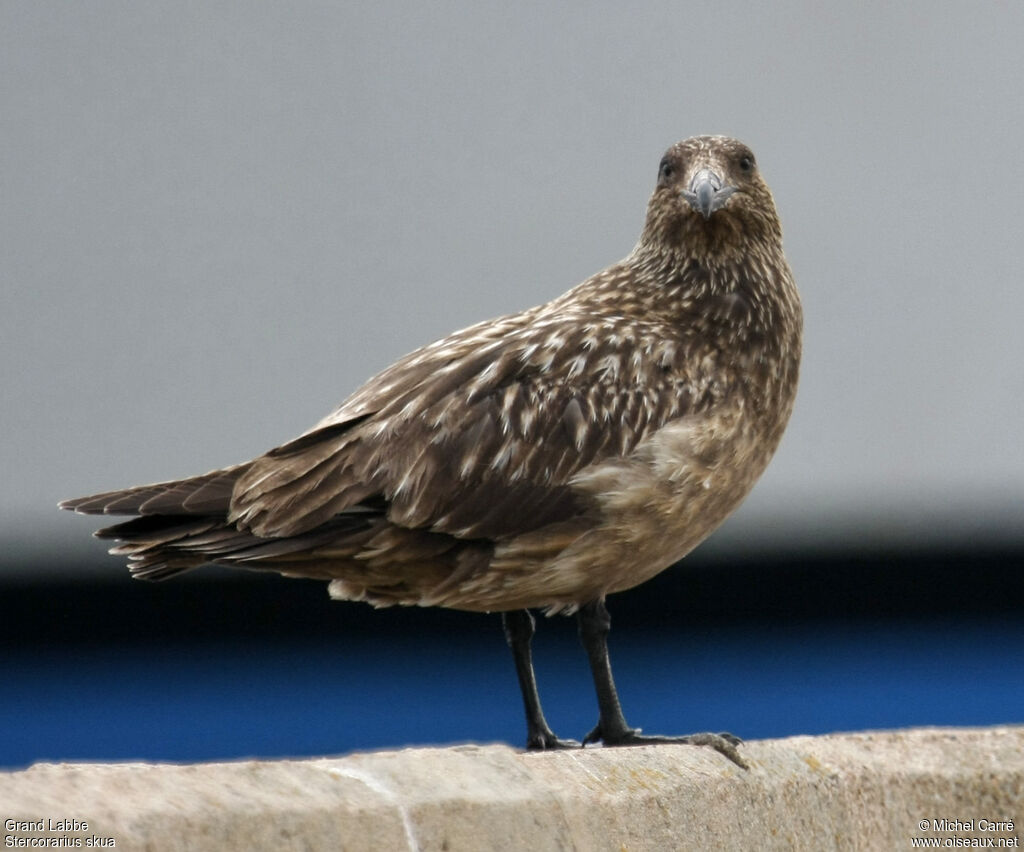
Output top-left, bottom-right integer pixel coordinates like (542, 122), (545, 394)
(60, 465), (245, 580)
(60, 463), (375, 581)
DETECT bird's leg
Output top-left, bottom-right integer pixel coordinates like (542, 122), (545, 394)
(502, 609), (579, 750)
(576, 598), (747, 768)
(577, 598), (633, 743)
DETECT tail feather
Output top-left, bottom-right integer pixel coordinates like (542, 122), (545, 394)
(90, 510), (379, 581)
(99, 514), (219, 544)
(60, 458), (392, 583)
(94, 515), (218, 580)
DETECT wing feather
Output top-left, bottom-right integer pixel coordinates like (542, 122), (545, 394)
(229, 303), (714, 543)
(60, 466), (245, 516)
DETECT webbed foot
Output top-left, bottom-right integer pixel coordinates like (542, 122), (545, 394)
(526, 731), (582, 750)
(583, 724), (747, 768)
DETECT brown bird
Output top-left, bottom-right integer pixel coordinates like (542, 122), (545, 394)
(61, 135), (801, 765)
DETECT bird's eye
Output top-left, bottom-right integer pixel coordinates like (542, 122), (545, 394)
(659, 159), (675, 181)
(738, 155), (755, 174)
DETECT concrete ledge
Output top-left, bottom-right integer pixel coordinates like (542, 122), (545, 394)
(2, 727), (1022, 851)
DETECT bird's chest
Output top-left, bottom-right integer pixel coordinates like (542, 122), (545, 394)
(565, 368), (789, 591)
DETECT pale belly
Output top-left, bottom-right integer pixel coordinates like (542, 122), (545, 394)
(473, 406), (784, 613)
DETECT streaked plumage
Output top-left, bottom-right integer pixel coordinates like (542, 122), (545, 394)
(62, 136), (801, 760)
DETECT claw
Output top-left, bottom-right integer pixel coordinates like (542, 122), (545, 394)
(673, 732), (748, 769)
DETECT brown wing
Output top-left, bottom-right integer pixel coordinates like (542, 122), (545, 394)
(58, 466), (244, 516)
(229, 304), (712, 542)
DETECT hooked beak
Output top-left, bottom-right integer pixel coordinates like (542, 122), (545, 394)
(682, 168), (737, 219)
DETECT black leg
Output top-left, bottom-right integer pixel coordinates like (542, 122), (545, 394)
(577, 598), (633, 743)
(502, 609), (579, 750)
(576, 598), (748, 768)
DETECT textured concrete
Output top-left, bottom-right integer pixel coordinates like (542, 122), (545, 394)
(1, 727), (1022, 851)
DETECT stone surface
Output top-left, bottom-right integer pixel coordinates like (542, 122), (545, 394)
(1, 727), (1022, 851)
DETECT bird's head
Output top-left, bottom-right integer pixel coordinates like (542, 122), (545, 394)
(638, 136), (782, 256)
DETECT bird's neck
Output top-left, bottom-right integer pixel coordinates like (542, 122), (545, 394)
(620, 243), (801, 342)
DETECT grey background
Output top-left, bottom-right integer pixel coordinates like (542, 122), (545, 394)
(3, 2), (1022, 576)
